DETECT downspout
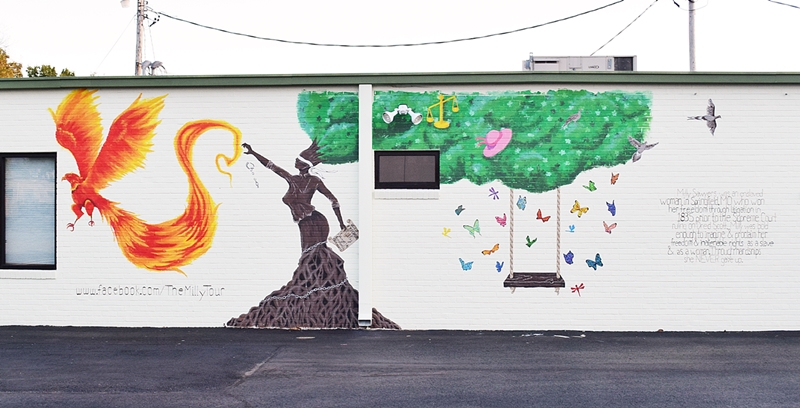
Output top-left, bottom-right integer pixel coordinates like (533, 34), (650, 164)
(357, 84), (374, 327)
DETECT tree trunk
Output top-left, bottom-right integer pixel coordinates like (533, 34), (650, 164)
(226, 244), (399, 329)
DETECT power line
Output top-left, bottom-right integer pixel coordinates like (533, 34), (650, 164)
(767, 0), (800, 9)
(672, 0), (710, 11)
(591, 0), (659, 56)
(150, 1), (625, 48)
(92, 13), (136, 76)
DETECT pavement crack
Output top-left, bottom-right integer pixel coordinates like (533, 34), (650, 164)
(226, 346), (284, 406)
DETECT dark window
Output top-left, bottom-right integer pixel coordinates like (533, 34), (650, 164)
(375, 150), (439, 189)
(1, 153), (56, 270)
(614, 57), (635, 71)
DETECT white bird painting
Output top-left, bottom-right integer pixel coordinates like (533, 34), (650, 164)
(561, 109), (582, 129)
(628, 136), (658, 163)
(688, 99), (721, 135)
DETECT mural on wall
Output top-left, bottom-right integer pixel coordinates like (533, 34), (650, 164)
(373, 89), (653, 292)
(226, 91), (400, 329)
(52, 89), (242, 275)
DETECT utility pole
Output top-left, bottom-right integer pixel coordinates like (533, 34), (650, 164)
(135, 0), (145, 75)
(688, 0), (696, 71)
(121, 0), (145, 76)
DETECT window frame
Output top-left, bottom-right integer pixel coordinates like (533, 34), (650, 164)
(0, 152), (57, 271)
(374, 150), (440, 190)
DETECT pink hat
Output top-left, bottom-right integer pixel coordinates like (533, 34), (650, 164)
(476, 128), (513, 158)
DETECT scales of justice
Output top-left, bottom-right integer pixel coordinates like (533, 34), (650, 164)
(427, 94), (459, 129)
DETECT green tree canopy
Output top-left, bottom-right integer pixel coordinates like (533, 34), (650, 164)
(295, 89), (653, 194)
(297, 91), (359, 165)
(0, 47), (22, 78)
(373, 90), (652, 193)
(26, 65), (74, 77)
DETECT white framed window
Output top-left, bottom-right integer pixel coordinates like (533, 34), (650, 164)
(1, 153), (56, 270)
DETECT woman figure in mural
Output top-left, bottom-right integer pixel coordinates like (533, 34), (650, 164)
(241, 142), (345, 251)
(229, 143), (400, 329)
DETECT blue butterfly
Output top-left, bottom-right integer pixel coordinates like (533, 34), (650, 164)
(516, 195), (527, 211)
(489, 187), (500, 200)
(563, 251), (574, 265)
(455, 205), (465, 215)
(586, 253), (603, 270)
(459, 258), (474, 271)
(495, 261), (504, 273)
(566, 225), (575, 233)
(607, 200), (616, 216)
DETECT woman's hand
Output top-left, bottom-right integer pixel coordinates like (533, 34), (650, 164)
(241, 143), (253, 155)
(339, 221), (346, 231)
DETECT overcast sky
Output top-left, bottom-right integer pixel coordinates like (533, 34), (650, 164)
(1, 0), (799, 77)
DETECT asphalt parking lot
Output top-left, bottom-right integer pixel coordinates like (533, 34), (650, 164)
(1, 327), (798, 407)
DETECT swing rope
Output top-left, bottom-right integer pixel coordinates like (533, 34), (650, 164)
(556, 187), (562, 279)
(508, 188), (515, 279)
(507, 187), (562, 289)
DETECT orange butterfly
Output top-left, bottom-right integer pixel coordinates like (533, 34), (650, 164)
(536, 209), (551, 222)
(482, 243), (500, 256)
(603, 221), (617, 234)
(611, 173), (619, 185)
(571, 200), (589, 218)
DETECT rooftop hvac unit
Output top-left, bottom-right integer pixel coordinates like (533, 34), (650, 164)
(522, 56), (636, 72)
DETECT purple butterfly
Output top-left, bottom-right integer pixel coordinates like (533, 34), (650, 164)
(563, 251), (574, 265)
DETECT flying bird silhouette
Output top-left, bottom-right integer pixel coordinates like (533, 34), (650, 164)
(628, 136), (658, 163)
(688, 99), (721, 135)
(51, 89), (242, 275)
(561, 109), (582, 129)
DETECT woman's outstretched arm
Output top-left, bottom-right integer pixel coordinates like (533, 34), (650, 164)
(242, 143), (292, 181)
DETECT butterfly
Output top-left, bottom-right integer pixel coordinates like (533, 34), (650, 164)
(571, 283), (585, 297)
(495, 261), (504, 273)
(536, 209), (551, 222)
(610, 173), (619, 185)
(526, 236), (537, 247)
(566, 225), (576, 233)
(455, 205), (465, 216)
(459, 258), (474, 271)
(488, 187), (500, 200)
(603, 221), (617, 234)
(516, 195), (527, 211)
(583, 180), (597, 192)
(495, 213), (507, 227)
(607, 200), (616, 216)
(442, 227), (451, 238)
(571, 200), (589, 218)
(482, 243), (500, 256)
(586, 253), (603, 270)
(463, 219), (481, 238)
(563, 250), (574, 265)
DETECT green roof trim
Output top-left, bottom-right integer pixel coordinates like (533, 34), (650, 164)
(3, 71), (800, 90)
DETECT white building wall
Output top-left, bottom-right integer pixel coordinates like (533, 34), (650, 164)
(0, 77), (797, 331)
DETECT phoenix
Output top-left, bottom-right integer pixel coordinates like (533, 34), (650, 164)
(51, 89), (242, 274)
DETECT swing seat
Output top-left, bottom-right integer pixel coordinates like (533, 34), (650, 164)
(503, 272), (565, 288)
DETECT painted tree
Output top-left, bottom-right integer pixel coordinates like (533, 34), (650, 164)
(372, 89), (652, 287)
